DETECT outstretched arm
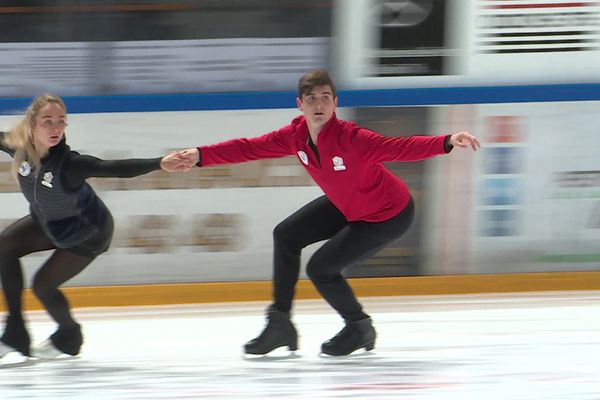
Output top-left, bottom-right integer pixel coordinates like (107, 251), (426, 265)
(354, 129), (480, 163)
(177, 127), (294, 168)
(65, 152), (191, 190)
(170, 137), (292, 169)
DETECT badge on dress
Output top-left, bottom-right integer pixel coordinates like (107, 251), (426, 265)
(41, 171), (54, 188)
(18, 161), (31, 177)
(297, 151), (309, 165)
(332, 156), (346, 171)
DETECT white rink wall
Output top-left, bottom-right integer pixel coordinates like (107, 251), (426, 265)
(0, 108), (331, 286)
(1, 101), (600, 286)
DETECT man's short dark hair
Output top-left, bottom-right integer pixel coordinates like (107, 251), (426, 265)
(297, 70), (337, 98)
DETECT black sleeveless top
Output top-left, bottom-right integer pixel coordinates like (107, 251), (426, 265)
(0, 133), (162, 248)
(17, 139), (107, 247)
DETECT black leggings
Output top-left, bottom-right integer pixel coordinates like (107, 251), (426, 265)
(0, 215), (108, 328)
(272, 195), (414, 321)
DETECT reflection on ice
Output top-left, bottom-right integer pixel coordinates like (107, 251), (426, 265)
(1, 293), (600, 399)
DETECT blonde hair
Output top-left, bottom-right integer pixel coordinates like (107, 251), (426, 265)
(3, 94), (67, 176)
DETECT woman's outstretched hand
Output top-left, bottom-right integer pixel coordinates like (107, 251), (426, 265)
(449, 131), (481, 151)
(174, 148), (200, 166)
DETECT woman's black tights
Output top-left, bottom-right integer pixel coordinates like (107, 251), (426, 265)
(0, 215), (94, 328)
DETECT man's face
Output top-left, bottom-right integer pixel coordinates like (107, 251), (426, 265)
(297, 85), (338, 129)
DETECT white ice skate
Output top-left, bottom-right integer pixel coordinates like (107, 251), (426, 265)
(0, 341), (16, 358)
(31, 339), (63, 359)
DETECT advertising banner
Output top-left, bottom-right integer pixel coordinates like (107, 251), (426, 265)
(470, 100), (600, 273)
(335, 0), (600, 87)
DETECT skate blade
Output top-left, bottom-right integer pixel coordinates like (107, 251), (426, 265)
(243, 346), (301, 360)
(0, 341), (15, 359)
(31, 339), (65, 360)
(319, 346), (375, 358)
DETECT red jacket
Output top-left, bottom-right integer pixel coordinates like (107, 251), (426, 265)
(199, 114), (450, 222)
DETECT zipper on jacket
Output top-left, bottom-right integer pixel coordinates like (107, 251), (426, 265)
(307, 136), (321, 168)
(33, 168), (40, 206)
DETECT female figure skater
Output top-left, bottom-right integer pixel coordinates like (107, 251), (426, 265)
(0, 94), (189, 359)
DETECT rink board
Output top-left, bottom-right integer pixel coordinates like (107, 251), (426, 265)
(3, 271), (600, 311)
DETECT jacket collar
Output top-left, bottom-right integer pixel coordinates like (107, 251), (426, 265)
(41, 137), (68, 162)
(293, 113), (339, 144)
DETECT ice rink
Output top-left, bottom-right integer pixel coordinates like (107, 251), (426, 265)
(1, 291), (599, 399)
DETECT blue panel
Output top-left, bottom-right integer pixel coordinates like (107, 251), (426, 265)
(1, 84), (600, 114)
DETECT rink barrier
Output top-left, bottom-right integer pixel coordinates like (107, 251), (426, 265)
(4, 271), (600, 311)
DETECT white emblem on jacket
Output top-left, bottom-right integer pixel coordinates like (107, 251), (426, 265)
(18, 161), (31, 177)
(297, 151), (309, 165)
(41, 171), (54, 188)
(332, 156), (346, 171)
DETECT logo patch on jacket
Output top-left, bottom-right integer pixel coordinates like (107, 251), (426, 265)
(18, 161), (31, 177)
(297, 151), (309, 165)
(332, 156), (346, 171)
(41, 171), (54, 188)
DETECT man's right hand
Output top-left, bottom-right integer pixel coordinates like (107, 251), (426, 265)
(175, 148), (200, 167)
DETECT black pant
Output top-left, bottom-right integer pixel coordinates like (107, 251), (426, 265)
(272, 195), (414, 321)
(0, 214), (113, 329)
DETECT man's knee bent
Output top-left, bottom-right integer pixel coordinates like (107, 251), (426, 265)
(306, 258), (343, 283)
(273, 220), (297, 246)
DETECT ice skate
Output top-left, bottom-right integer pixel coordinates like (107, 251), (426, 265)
(321, 317), (376, 356)
(31, 339), (63, 359)
(244, 308), (298, 355)
(0, 315), (30, 357)
(0, 341), (17, 359)
(32, 323), (83, 359)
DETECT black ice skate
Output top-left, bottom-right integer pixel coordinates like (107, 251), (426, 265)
(0, 315), (31, 357)
(33, 323), (83, 359)
(321, 317), (376, 356)
(244, 308), (298, 355)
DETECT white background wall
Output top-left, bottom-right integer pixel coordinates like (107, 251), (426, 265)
(2, 101), (600, 287)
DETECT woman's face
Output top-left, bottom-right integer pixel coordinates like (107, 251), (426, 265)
(33, 102), (67, 151)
